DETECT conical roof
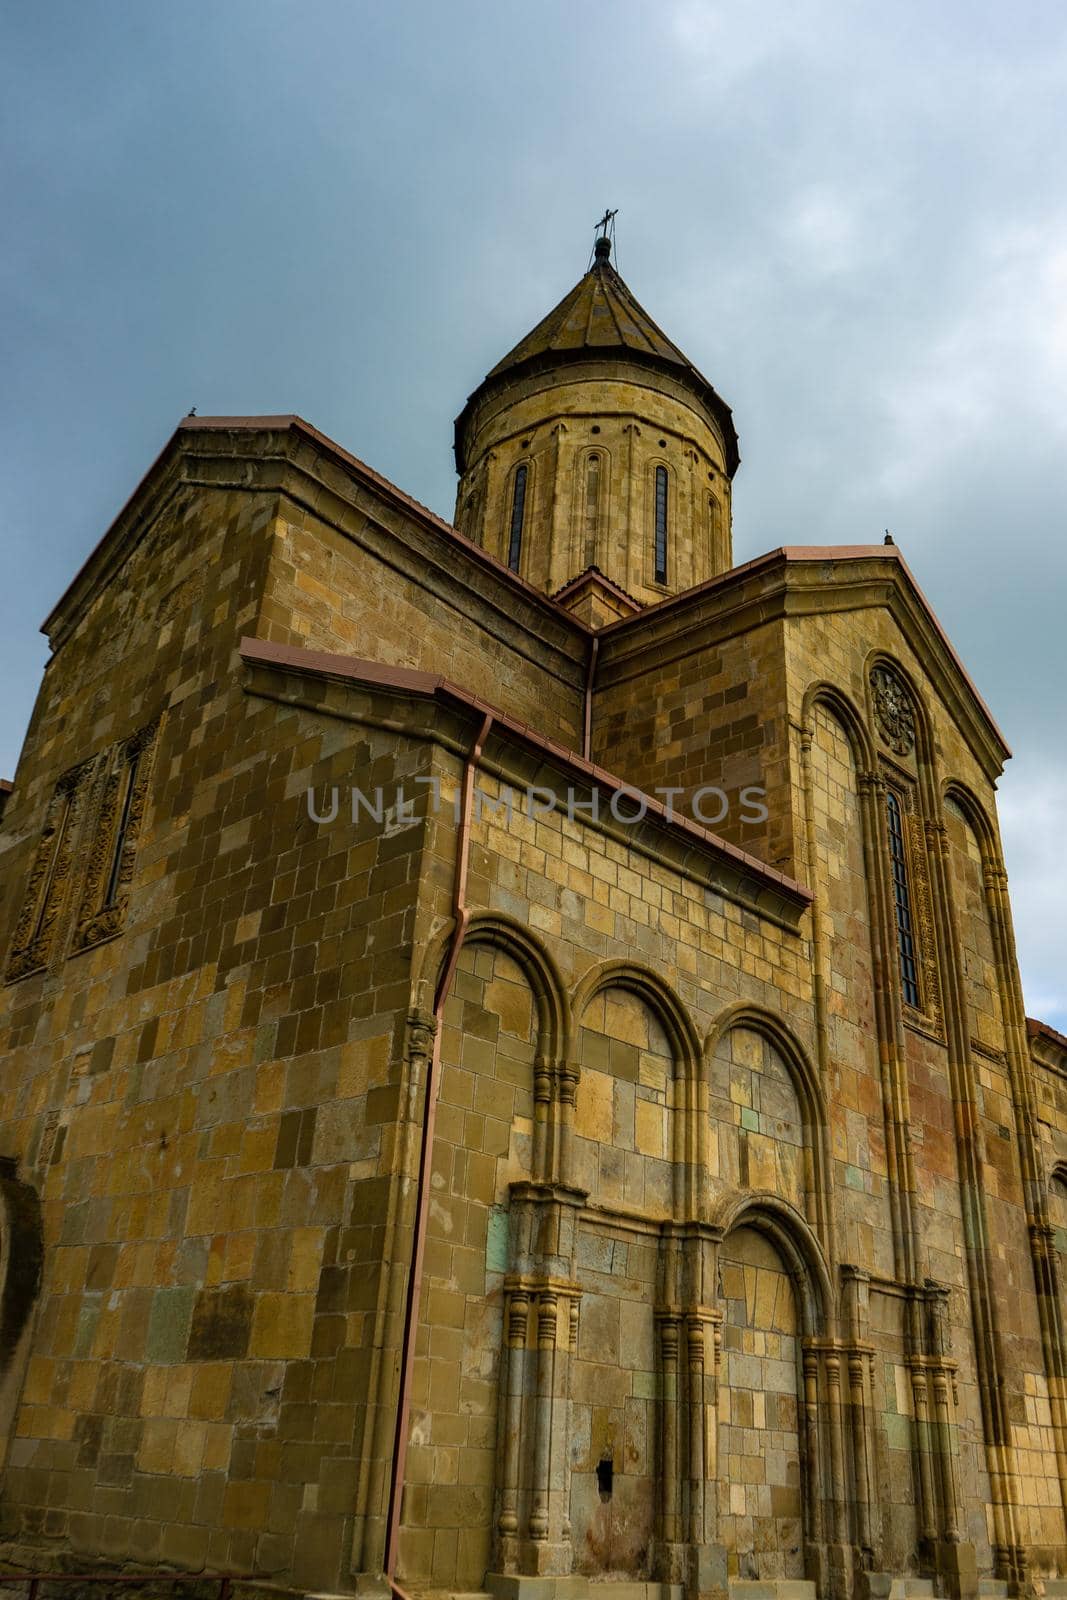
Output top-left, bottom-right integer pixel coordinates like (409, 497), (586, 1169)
(455, 237), (739, 475)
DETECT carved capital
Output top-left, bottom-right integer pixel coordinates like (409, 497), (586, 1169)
(506, 1288), (530, 1348)
(405, 1008), (437, 1063)
(557, 1062), (579, 1108)
(536, 1292), (558, 1349)
(533, 1055), (553, 1105)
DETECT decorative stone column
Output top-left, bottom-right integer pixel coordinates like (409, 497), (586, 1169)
(655, 1222), (728, 1600)
(841, 1266), (876, 1568)
(909, 1352), (939, 1560)
(656, 1310), (683, 1560)
(686, 1224), (727, 1600)
(822, 1344), (853, 1600)
(801, 1342), (827, 1596)
(497, 1285), (531, 1573)
(488, 1181), (585, 1597)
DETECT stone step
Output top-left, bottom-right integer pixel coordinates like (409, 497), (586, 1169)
(586, 1587), (683, 1600)
(979, 1583), (1008, 1598)
(888, 1584), (935, 1600)
(1041, 1585), (1067, 1598)
(729, 1583), (816, 1600)
(485, 1582), (682, 1600)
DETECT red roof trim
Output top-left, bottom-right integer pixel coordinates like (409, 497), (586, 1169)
(1028, 1016), (1067, 1055)
(551, 564), (643, 610)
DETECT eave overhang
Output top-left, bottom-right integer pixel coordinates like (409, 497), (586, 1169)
(40, 414), (595, 662)
(1028, 1017), (1067, 1079)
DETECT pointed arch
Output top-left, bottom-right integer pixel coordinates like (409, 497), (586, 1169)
(414, 909), (571, 1063)
(801, 679), (876, 772)
(712, 1189), (836, 1334)
(704, 1003), (832, 1251)
(943, 777), (1000, 865)
(703, 1003), (827, 1142)
(569, 959), (701, 1083)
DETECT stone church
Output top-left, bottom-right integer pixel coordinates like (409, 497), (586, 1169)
(1, 229), (1066, 1600)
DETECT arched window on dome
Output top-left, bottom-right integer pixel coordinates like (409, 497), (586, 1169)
(654, 465), (668, 584)
(708, 491), (723, 569)
(507, 464), (528, 574)
(583, 452), (601, 568)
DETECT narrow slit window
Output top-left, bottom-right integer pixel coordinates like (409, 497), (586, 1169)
(886, 789), (921, 1008)
(584, 453), (600, 567)
(709, 493), (722, 565)
(654, 465), (668, 584)
(508, 464), (528, 573)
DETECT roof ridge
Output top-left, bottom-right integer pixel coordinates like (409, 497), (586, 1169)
(598, 262), (633, 348)
(583, 265), (601, 345)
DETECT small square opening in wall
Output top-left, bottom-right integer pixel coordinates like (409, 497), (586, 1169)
(596, 1457), (613, 1500)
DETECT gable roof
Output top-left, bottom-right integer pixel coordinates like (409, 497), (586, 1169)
(39, 416), (1011, 781)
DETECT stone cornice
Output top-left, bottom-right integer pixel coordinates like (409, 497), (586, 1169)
(1028, 1016), (1067, 1081)
(41, 417), (593, 683)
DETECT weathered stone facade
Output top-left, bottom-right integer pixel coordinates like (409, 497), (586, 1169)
(0, 238), (1064, 1600)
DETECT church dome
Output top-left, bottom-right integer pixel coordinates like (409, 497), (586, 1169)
(453, 234), (739, 610)
(455, 234), (739, 479)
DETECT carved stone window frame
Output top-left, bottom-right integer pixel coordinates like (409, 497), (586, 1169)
(4, 758), (95, 982)
(70, 717), (162, 956)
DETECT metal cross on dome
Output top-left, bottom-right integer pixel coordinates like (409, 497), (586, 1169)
(591, 208), (618, 268)
(594, 207), (618, 241)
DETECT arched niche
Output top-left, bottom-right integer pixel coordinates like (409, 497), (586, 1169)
(569, 962), (700, 1218)
(400, 921), (566, 1595)
(807, 695), (877, 1038)
(710, 1025), (805, 1210)
(705, 1008), (829, 1244)
(1049, 1166), (1067, 1254)
(0, 1164), (43, 1475)
(717, 1224), (805, 1580)
(943, 786), (1006, 1056)
(713, 1194), (835, 1587)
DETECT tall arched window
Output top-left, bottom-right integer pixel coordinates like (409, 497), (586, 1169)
(708, 492), (722, 567)
(654, 465), (668, 584)
(583, 453), (601, 567)
(886, 788), (921, 1007)
(507, 464), (528, 574)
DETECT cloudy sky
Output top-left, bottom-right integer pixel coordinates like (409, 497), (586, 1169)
(3, 0), (1065, 1026)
